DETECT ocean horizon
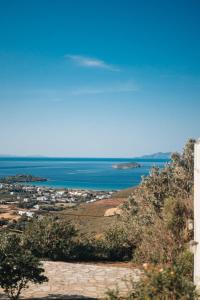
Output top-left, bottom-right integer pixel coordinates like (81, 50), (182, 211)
(0, 157), (168, 190)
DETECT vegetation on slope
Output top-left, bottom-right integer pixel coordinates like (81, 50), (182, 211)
(106, 138), (196, 299)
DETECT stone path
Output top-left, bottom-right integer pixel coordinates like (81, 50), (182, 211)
(0, 261), (140, 299)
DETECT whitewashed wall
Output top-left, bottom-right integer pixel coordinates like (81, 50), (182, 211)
(194, 140), (200, 287)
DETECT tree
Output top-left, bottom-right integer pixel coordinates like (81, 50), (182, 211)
(121, 139), (195, 264)
(0, 233), (48, 300)
(136, 138), (195, 212)
(105, 139), (196, 298)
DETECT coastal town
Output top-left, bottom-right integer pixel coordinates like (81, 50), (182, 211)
(0, 175), (115, 225)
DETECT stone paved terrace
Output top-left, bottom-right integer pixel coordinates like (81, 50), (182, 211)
(0, 261), (140, 299)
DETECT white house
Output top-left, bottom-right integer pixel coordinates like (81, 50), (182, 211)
(56, 190), (65, 196)
(37, 196), (48, 201)
(18, 210), (34, 218)
(33, 204), (40, 210)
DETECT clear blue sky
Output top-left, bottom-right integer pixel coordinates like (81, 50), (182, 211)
(0, 0), (200, 157)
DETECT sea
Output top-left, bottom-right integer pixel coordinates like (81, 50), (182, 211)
(0, 157), (169, 191)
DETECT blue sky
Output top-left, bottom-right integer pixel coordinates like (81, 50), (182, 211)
(0, 0), (200, 157)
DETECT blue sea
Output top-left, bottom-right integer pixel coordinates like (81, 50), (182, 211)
(0, 157), (168, 190)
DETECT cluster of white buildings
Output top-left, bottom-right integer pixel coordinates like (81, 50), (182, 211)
(0, 182), (115, 218)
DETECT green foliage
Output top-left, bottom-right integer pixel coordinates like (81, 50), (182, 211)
(73, 221), (138, 261)
(103, 221), (138, 261)
(163, 197), (193, 242)
(174, 250), (193, 280)
(23, 216), (77, 260)
(131, 251), (195, 300)
(18, 199), (38, 209)
(106, 288), (120, 300)
(0, 233), (48, 300)
(105, 139), (197, 298)
(138, 138), (195, 212)
(133, 219), (177, 264)
(73, 234), (106, 261)
(7, 215), (30, 231)
(121, 139), (195, 264)
(129, 263), (196, 300)
(107, 252), (195, 300)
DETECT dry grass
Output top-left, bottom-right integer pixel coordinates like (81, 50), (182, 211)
(53, 197), (126, 234)
(0, 196), (128, 234)
(112, 187), (136, 198)
(0, 204), (20, 221)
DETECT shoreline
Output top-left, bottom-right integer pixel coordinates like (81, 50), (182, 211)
(22, 181), (119, 192)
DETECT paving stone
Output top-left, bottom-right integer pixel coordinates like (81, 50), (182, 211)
(0, 261), (140, 299)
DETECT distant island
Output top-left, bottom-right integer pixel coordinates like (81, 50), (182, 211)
(0, 174), (47, 184)
(138, 152), (171, 159)
(112, 162), (141, 170)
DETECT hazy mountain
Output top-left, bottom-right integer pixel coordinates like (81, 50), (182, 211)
(138, 152), (171, 159)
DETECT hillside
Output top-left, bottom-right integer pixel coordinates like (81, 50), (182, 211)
(53, 197), (126, 234)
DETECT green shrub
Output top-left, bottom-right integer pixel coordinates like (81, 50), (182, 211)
(103, 222), (138, 261)
(107, 253), (195, 300)
(120, 139), (195, 265)
(130, 139), (195, 214)
(73, 234), (106, 261)
(105, 139), (196, 298)
(174, 250), (193, 281)
(0, 233), (48, 300)
(163, 197), (193, 243)
(129, 262), (196, 300)
(23, 216), (77, 261)
(133, 218), (177, 264)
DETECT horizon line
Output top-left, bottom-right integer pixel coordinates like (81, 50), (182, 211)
(0, 153), (172, 159)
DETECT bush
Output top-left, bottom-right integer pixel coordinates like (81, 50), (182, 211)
(0, 233), (48, 300)
(135, 139), (195, 213)
(163, 197), (193, 243)
(120, 139), (195, 265)
(18, 200), (38, 209)
(105, 139), (196, 298)
(129, 261), (196, 300)
(23, 216), (77, 261)
(73, 221), (138, 262)
(73, 234), (106, 261)
(133, 218), (177, 264)
(107, 252), (196, 300)
(7, 215), (30, 231)
(103, 222), (138, 261)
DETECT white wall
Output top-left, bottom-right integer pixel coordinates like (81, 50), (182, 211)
(194, 140), (200, 286)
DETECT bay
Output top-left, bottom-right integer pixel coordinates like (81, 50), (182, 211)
(0, 157), (168, 190)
